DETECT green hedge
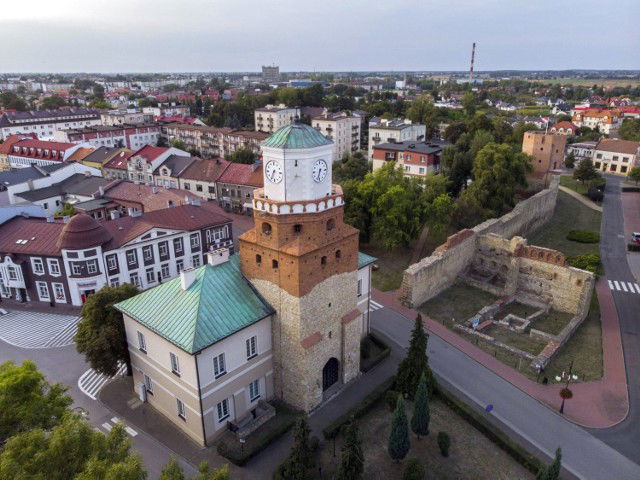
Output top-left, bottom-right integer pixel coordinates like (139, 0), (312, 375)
(322, 376), (396, 439)
(434, 386), (544, 474)
(566, 229), (600, 243)
(567, 253), (602, 275)
(217, 402), (299, 466)
(628, 243), (640, 252)
(360, 334), (391, 373)
(622, 186), (640, 193)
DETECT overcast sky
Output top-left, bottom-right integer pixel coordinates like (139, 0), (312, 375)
(1, 0), (638, 73)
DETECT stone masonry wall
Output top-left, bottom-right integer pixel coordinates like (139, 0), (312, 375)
(398, 176), (560, 308)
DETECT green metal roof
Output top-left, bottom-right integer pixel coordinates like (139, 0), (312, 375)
(358, 252), (377, 269)
(115, 255), (274, 354)
(262, 123), (333, 149)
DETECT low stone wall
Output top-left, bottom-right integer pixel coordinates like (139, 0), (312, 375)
(399, 176), (560, 308)
(454, 324), (535, 361)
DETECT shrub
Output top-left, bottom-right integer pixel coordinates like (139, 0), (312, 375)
(385, 390), (401, 411)
(403, 458), (425, 480)
(587, 186), (603, 202)
(628, 243), (640, 252)
(437, 431), (451, 457)
(567, 253), (601, 275)
(566, 230), (600, 243)
(591, 176), (606, 191)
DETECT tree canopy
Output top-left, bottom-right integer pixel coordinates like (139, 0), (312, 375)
(573, 157), (599, 184)
(337, 419), (364, 480)
(396, 315), (435, 399)
(226, 148), (257, 165)
(619, 118), (640, 142)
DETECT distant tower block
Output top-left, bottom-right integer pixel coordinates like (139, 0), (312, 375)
(470, 42), (476, 83)
(262, 65), (280, 84)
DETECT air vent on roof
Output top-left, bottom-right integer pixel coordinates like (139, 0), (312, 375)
(408, 144), (415, 149)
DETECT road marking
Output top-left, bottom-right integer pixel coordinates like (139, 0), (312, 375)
(608, 280), (614, 290)
(78, 363), (126, 400)
(125, 426), (138, 437)
(614, 281), (621, 290)
(621, 282), (628, 292)
(608, 280), (640, 295)
(635, 283), (640, 294)
(370, 300), (384, 311)
(101, 422), (112, 431)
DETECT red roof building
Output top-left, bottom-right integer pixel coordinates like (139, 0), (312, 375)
(549, 121), (578, 136)
(215, 162), (263, 212)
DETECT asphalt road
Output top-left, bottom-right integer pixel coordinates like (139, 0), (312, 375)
(588, 175), (640, 463)
(372, 307), (640, 480)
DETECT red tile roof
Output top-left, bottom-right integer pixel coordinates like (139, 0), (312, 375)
(8, 139), (76, 161)
(0, 134), (38, 155)
(104, 150), (133, 170)
(180, 158), (229, 182)
(103, 181), (200, 212)
(130, 145), (168, 163)
(551, 121), (578, 131)
(217, 162), (264, 187)
(0, 217), (66, 256)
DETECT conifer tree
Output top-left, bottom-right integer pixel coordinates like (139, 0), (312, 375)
(396, 315), (436, 399)
(536, 448), (562, 480)
(388, 396), (410, 462)
(411, 372), (430, 438)
(337, 418), (364, 480)
(282, 416), (313, 479)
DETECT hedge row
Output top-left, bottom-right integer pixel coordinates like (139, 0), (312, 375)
(434, 386), (544, 475)
(567, 253), (602, 275)
(322, 376), (396, 439)
(566, 229), (600, 243)
(622, 186), (640, 193)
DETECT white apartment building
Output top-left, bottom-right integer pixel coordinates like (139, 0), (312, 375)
(0, 108), (101, 141)
(313, 111), (362, 162)
(592, 139), (640, 176)
(367, 117), (426, 159)
(254, 104), (300, 134)
(100, 110), (153, 126)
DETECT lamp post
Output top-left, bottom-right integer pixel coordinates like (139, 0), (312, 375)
(555, 360), (578, 414)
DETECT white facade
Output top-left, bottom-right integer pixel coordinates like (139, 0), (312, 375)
(0, 116), (101, 141)
(254, 105), (300, 134)
(368, 119), (426, 159)
(313, 113), (361, 163)
(100, 111), (153, 126)
(593, 149), (639, 176)
(127, 147), (188, 184)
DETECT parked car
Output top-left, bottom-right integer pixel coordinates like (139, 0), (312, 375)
(631, 232), (640, 244)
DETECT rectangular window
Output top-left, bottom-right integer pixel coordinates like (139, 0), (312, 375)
(249, 379), (260, 402)
(196, 184), (203, 192)
(126, 249), (137, 265)
(144, 374), (153, 393)
(357, 279), (362, 297)
(170, 352), (180, 374)
(158, 242), (168, 257)
(146, 268), (155, 283)
(216, 398), (229, 421)
(143, 246), (153, 261)
(213, 353), (226, 378)
(176, 398), (186, 419)
(109, 277), (119, 287)
(72, 262), (82, 275)
(246, 336), (257, 360)
(36, 281), (50, 301)
(183, 182), (191, 190)
(32, 258), (44, 275)
(173, 238), (183, 254)
(107, 255), (118, 271)
(137, 331), (147, 352)
(176, 260), (184, 272)
(47, 259), (61, 276)
(52, 283), (66, 302)
(190, 233), (200, 249)
(7, 266), (17, 281)
(161, 264), (170, 279)
(208, 185), (215, 194)
(192, 255), (201, 268)
(87, 260), (98, 274)
(129, 273), (140, 287)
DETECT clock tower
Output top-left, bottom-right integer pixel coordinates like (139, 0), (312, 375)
(238, 123), (363, 412)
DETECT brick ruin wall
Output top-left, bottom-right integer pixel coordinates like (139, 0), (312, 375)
(398, 176), (560, 308)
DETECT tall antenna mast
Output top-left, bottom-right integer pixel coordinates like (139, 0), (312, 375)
(469, 42), (476, 83)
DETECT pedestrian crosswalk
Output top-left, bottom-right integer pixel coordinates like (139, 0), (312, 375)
(608, 280), (640, 295)
(370, 299), (384, 311)
(96, 416), (138, 437)
(78, 363), (127, 400)
(0, 311), (80, 349)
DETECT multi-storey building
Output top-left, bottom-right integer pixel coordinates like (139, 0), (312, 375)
(100, 110), (153, 126)
(215, 162), (263, 213)
(261, 65), (280, 84)
(0, 204), (232, 306)
(572, 108), (623, 135)
(0, 108), (101, 141)
(126, 145), (189, 184)
(566, 141), (597, 161)
(254, 105), (300, 134)
(593, 138), (640, 176)
(152, 155), (198, 189)
(54, 124), (161, 150)
(178, 158), (230, 201)
(112, 123), (376, 445)
(549, 121), (578, 136)
(79, 146), (132, 175)
(372, 141), (445, 177)
(521, 131), (567, 177)
(367, 117), (426, 159)
(313, 111), (361, 162)
(5, 138), (92, 169)
(162, 124), (268, 158)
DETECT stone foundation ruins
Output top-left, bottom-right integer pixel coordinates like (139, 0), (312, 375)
(399, 177), (596, 371)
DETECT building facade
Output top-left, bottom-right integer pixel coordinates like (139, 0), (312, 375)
(215, 162), (263, 213)
(593, 138), (640, 176)
(100, 110), (153, 126)
(126, 145), (188, 184)
(522, 131), (567, 176)
(0, 108), (101, 141)
(5, 138), (90, 169)
(367, 118), (426, 159)
(312, 111), (361, 162)
(572, 108), (622, 135)
(261, 65), (280, 84)
(162, 124), (268, 158)
(254, 105), (300, 134)
(54, 124), (161, 151)
(372, 141), (444, 177)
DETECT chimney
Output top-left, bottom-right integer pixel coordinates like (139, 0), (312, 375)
(110, 210), (120, 220)
(27, 179), (34, 191)
(152, 187), (158, 194)
(84, 171), (91, 177)
(46, 216), (54, 223)
(98, 185), (105, 196)
(63, 215), (70, 223)
(180, 267), (197, 290)
(207, 247), (230, 267)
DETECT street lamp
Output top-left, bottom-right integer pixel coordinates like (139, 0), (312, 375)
(555, 361), (578, 414)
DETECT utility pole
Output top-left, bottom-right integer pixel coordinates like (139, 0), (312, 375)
(469, 42), (476, 84)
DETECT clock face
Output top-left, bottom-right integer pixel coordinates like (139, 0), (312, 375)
(265, 160), (283, 183)
(312, 159), (328, 183)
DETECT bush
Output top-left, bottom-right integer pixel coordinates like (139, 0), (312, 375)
(385, 390), (401, 411)
(587, 186), (604, 202)
(567, 253), (602, 275)
(566, 230), (600, 243)
(403, 458), (425, 480)
(622, 186), (640, 193)
(628, 243), (640, 252)
(591, 176), (606, 191)
(323, 376), (395, 439)
(437, 431), (451, 457)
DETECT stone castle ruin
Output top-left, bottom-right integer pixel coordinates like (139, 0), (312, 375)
(399, 177), (595, 370)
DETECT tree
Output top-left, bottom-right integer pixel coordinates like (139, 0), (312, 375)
(280, 416), (313, 479)
(619, 118), (640, 141)
(0, 360), (72, 444)
(410, 372), (430, 438)
(92, 84), (105, 100)
(159, 458), (229, 480)
(403, 458), (425, 480)
(159, 457), (185, 480)
(573, 157), (599, 184)
(75, 284), (140, 376)
(0, 91), (28, 111)
(156, 136), (168, 147)
(337, 419), (364, 480)
(89, 99), (111, 109)
(227, 148), (257, 164)
(396, 315), (435, 399)
(0, 414), (146, 479)
(443, 121), (467, 144)
(440, 144), (472, 196)
(565, 152), (576, 169)
(536, 447), (562, 480)
(462, 92), (479, 116)
(40, 94), (67, 110)
(55, 202), (76, 218)
(333, 152), (370, 184)
(171, 139), (187, 150)
(628, 166), (640, 185)
(388, 396), (410, 462)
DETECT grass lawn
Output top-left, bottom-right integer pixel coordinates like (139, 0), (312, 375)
(483, 325), (547, 356)
(531, 310), (574, 336)
(559, 175), (591, 195)
(315, 399), (532, 480)
(528, 190), (601, 257)
(361, 242), (412, 291)
(418, 281), (499, 326)
(495, 302), (535, 320)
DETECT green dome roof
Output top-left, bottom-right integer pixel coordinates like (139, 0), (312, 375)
(262, 123), (333, 149)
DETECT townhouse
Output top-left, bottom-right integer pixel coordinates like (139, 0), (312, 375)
(372, 140), (445, 177)
(178, 158), (230, 201)
(0, 204), (233, 306)
(312, 111), (361, 162)
(549, 121), (578, 136)
(153, 155), (198, 189)
(592, 138), (640, 176)
(0, 108), (101, 141)
(367, 117), (426, 159)
(5, 138), (93, 169)
(80, 146), (132, 175)
(215, 162), (263, 213)
(126, 145), (189, 184)
(100, 110), (153, 126)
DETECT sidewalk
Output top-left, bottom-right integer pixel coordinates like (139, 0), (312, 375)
(99, 347), (399, 479)
(373, 280), (629, 429)
(558, 185), (603, 212)
(0, 297), (81, 316)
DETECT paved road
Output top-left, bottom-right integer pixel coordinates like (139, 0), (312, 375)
(588, 175), (640, 463)
(372, 307), (640, 480)
(0, 311), (79, 348)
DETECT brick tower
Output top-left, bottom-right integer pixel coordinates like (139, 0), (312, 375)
(238, 124), (362, 412)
